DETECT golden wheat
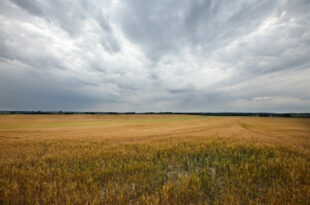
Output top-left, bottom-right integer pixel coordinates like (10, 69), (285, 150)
(0, 114), (309, 204)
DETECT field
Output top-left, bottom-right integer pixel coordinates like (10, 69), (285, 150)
(0, 114), (309, 204)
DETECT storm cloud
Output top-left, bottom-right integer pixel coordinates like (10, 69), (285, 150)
(0, 0), (309, 112)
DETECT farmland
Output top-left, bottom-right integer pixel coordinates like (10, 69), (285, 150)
(0, 114), (309, 204)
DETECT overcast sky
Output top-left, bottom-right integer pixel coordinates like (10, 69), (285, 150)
(0, 0), (309, 112)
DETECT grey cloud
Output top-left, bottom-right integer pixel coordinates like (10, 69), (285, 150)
(118, 0), (276, 62)
(10, 0), (43, 16)
(0, 66), (102, 111)
(167, 87), (196, 94)
(9, 0), (121, 52)
(0, 0), (309, 112)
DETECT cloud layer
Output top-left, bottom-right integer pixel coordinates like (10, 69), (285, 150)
(0, 0), (309, 112)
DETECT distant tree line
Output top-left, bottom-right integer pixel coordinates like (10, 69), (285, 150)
(0, 111), (309, 118)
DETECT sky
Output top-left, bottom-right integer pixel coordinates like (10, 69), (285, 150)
(0, 0), (309, 112)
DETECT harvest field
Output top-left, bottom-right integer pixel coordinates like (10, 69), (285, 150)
(0, 114), (309, 204)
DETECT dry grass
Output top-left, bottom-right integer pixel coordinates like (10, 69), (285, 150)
(0, 114), (309, 204)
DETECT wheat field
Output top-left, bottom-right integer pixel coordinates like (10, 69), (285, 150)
(0, 114), (309, 204)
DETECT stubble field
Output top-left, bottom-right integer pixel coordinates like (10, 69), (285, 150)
(0, 114), (309, 204)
